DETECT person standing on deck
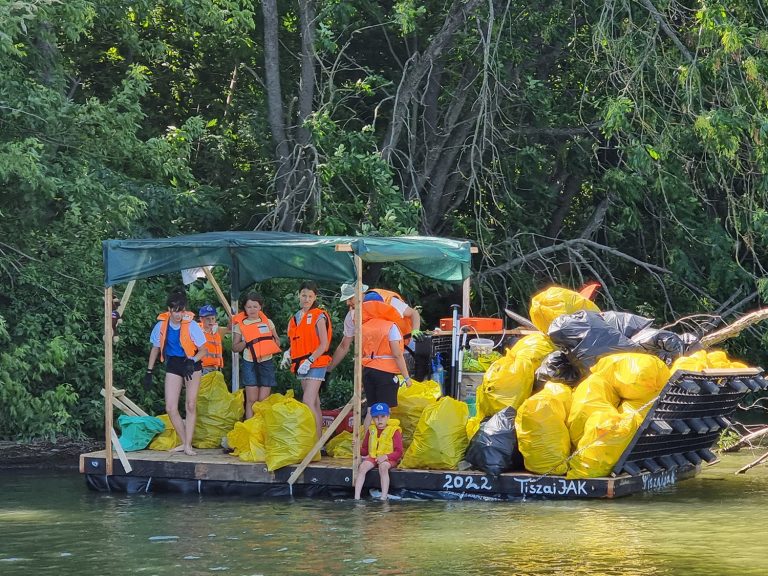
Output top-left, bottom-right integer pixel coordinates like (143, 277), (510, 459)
(282, 281), (332, 441)
(327, 283), (423, 373)
(198, 304), (227, 376)
(232, 292), (281, 418)
(358, 293), (413, 429)
(144, 288), (207, 456)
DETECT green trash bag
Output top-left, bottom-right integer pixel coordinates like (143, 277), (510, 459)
(117, 415), (166, 451)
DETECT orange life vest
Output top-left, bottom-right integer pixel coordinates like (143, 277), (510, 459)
(198, 324), (224, 368)
(231, 311), (246, 326)
(367, 288), (413, 344)
(361, 303), (403, 373)
(287, 307), (333, 372)
(238, 311), (281, 360)
(156, 311), (198, 362)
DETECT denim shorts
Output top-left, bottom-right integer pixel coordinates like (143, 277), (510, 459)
(241, 358), (277, 387)
(299, 366), (327, 382)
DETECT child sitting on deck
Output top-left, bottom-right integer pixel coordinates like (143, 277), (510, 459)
(354, 402), (403, 501)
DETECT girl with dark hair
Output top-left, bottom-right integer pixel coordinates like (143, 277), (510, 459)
(286, 281), (333, 440)
(144, 287), (207, 456)
(232, 291), (281, 418)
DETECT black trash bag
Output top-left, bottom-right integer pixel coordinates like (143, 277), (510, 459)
(548, 310), (643, 375)
(599, 311), (654, 338)
(535, 351), (581, 388)
(464, 407), (523, 476)
(631, 327), (686, 363)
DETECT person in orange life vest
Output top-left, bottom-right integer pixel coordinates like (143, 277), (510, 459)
(360, 292), (412, 431)
(354, 402), (403, 501)
(198, 304), (229, 376)
(285, 281), (332, 441)
(327, 283), (423, 373)
(144, 288), (207, 456)
(231, 291), (281, 418)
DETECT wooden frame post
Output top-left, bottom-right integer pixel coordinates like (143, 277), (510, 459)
(462, 277), (470, 317)
(351, 254), (363, 482)
(104, 286), (114, 475)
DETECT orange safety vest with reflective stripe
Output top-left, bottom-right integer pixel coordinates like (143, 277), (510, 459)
(361, 303), (403, 373)
(367, 288), (413, 344)
(198, 324), (224, 368)
(156, 311), (198, 362)
(287, 307), (332, 372)
(238, 312), (281, 359)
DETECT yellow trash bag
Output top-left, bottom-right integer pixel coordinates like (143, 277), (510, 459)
(227, 417), (267, 462)
(619, 398), (653, 417)
(567, 409), (642, 479)
(228, 392), (295, 462)
(392, 379), (441, 448)
(516, 382), (573, 475)
(148, 414), (181, 451)
(529, 286), (600, 332)
(192, 371), (245, 449)
(567, 374), (620, 446)
(592, 353), (670, 402)
(264, 395), (320, 471)
(476, 333), (556, 419)
(325, 430), (353, 459)
(466, 415), (483, 441)
(706, 350), (748, 369)
(670, 350), (708, 373)
(401, 397), (469, 470)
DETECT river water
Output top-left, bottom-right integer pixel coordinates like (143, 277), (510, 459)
(1, 451), (766, 576)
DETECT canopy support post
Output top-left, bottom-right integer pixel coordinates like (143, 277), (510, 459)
(104, 286), (114, 475)
(351, 254), (364, 483)
(462, 277), (470, 317)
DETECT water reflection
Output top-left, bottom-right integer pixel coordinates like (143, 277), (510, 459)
(0, 451), (766, 575)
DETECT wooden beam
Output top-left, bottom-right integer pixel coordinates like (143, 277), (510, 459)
(110, 427), (133, 474)
(116, 280), (136, 318)
(462, 277), (470, 317)
(104, 287), (114, 475)
(203, 267), (234, 319)
(287, 400), (354, 486)
(335, 243), (353, 252)
(352, 254), (363, 481)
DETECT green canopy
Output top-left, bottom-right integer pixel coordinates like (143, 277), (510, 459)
(103, 232), (472, 289)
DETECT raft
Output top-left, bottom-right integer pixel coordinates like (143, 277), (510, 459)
(81, 367), (765, 500)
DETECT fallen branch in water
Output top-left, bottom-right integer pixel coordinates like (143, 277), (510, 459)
(723, 425), (768, 453)
(736, 449), (768, 474)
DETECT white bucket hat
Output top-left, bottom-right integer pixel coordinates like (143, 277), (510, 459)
(339, 282), (369, 302)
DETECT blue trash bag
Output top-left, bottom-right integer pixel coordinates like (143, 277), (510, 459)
(117, 415), (166, 451)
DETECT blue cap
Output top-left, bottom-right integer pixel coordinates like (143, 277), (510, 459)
(198, 304), (216, 317)
(363, 291), (384, 302)
(370, 402), (390, 417)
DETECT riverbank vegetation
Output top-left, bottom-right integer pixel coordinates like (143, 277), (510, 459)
(2, 1), (768, 439)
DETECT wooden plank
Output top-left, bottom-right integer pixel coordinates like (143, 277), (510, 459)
(203, 267), (234, 319)
(287, 400), (353, 485)
(104, 286), (114, 475)
(116, 280), (136, 317)
(352, 255), (363, 481)
(114, 390), (149, 417)
(110, 427), (133, 474)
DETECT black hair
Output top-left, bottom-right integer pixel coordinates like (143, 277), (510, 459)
(299, 281), (319, 294)
(242, 291), (263, 307)
(166, 287), (188, 311)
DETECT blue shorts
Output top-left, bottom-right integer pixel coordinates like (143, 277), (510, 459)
(241, 358), (277, 388)
(299, 367), (327, 382)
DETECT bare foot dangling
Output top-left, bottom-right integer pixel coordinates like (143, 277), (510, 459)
(183, 446), (197, 456)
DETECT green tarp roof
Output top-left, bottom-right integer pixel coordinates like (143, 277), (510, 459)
(103, 232), (472, 289)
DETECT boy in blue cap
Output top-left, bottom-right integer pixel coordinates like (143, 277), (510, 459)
(354, 402), (403, 501)
(198, 304), (229, 375)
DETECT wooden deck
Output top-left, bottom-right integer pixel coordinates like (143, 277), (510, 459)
(79, 448), (699, 500)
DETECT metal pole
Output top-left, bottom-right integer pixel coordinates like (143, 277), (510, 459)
(449, 303), (460, 398)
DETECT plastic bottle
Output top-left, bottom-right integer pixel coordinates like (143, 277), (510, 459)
(432, 352), (445, 387)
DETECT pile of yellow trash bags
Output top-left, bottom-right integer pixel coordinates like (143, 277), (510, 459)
(145, 286), (753, 479)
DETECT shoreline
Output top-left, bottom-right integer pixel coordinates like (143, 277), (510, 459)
(0, 439), (103, 470)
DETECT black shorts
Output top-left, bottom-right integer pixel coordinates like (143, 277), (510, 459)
(363, 367), (400, 408)
(166, 356), (202, 377)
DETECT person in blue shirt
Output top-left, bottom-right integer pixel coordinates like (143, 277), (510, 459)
(144, 288), (207, 456)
